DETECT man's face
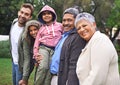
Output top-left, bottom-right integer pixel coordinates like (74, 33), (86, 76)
(18, 7), (32, 27)
(62, 14), (75, 32)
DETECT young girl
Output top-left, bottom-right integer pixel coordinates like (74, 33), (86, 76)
(18, 20), (41, 85)
(33, 5), (63, 85)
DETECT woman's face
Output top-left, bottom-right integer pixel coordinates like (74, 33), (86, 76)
(29, 25), (39, 38)
(76, 19), (96, 41)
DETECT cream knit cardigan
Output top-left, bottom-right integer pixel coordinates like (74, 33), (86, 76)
(76, 31), (120, 85)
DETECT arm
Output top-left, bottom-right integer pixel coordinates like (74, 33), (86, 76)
(33, 29), (41, 58)
(69, 35), (86, 69)
(22, 38), (31, 81)
(68, 35), (86, 84)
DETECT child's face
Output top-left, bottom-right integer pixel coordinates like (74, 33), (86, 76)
(42, 11), (53, 24)
(29, 25), (39, 38)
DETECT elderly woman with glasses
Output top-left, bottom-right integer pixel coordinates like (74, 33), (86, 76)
(75, 12), (120, 85)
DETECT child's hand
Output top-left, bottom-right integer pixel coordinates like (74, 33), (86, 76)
(35, 54), (43, 64)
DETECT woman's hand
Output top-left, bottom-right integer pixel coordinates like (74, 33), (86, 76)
(19, 79), (28, 85)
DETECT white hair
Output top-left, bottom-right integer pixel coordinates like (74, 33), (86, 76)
(75, 12), (95, 26)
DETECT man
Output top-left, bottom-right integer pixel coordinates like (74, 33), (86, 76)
(9, 3), (34, 85)
(50, 7), (86, 85)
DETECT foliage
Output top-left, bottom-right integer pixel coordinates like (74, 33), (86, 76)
(0, 40), (10, 58)
(116, 44), (120, 52)
(0, 0), (24, 34)
(0, 0), (34, 34)
(0, 0), (118, 38)
(115, 42), (120, 57)
(106, 0), (120, 28)
(106, 0), (120, 42)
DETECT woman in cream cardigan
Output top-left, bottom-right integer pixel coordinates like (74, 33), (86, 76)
(75, 12), (120, 85)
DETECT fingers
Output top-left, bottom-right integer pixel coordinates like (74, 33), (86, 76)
(35, 54), (43, 64)
(19, 80), (28, 85)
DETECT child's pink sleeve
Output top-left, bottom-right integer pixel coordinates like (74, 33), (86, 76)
(33, 30), (41, 58)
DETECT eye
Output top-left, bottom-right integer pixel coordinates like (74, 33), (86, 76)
(67, 19), (72, 22)
(83, 24), (87, 27)
(25, 13), (30, 16)
(47, 12), (51, 15)
(77, 27), (81, 31)
(20, 11), (23, 14)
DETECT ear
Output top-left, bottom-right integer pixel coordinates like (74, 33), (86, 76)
(18, 11), (20, 16)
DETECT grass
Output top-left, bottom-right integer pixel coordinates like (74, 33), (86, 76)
(0, 58), (35, 85)
(0, 58), (34, 85)
(0, 40), (34, 85)
(0, 58), (12, 85)
(0, 40), (120, 85)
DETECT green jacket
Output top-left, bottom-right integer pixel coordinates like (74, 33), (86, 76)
(18, 34), (34, 81)
(9, 18), (34, 81)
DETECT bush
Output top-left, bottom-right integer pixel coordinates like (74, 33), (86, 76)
(115, 43), (120, 61)
(0, 40), (11, 58)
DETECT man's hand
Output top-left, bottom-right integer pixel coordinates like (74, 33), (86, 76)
(19, 79), (28, 85)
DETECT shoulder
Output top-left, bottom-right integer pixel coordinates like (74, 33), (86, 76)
(10, 18), (18, 31)
(12, 18), (18, 24)
(90, 31), (115, 52)
(53, 22), (63, 31)
(91, 31), (110, 43)
(66, 33), (83, 44)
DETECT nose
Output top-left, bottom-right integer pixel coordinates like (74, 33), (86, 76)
(21, 13), (25, 17)
(31, 31), (35, 34)
(63, 21), (69, 25)
(80, 27), (85, 31)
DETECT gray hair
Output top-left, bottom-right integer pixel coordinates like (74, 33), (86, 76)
(63, 7), (79, 18)
(75, 12), (95, 26)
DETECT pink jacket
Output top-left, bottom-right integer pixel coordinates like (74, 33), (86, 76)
(33, 5), (63, 57)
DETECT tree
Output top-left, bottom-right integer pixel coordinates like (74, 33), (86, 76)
(0, 0), (117, 37)
(0, 0), (21, 34)
(106, 0), (120, 42)
(0, 0), (42, 35)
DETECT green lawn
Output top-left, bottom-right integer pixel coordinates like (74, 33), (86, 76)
(0, 58), (35, 85)
(0, 58), (12, 85)
(0, 57), (120, 85)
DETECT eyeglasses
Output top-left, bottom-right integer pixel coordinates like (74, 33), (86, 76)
(76, 12), (95, 23)
(79, 12), (94, 19)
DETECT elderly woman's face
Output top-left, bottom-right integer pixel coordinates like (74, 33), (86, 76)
(76, 19), (96, 41)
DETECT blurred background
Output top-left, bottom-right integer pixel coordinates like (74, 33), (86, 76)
(0, 0), (120, 85)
